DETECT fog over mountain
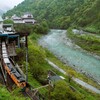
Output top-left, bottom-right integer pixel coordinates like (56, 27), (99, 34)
(0, 0), (24, 15)
(0, 4), (11, 15)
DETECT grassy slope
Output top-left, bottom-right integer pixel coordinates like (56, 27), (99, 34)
(0, 84), (29, 100)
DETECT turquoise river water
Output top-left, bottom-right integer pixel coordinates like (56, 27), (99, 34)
(39, 29), (100, 83)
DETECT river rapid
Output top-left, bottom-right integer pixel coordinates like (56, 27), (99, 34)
(39, 29), (100, 84)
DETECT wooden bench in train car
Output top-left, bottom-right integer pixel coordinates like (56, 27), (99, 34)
(7, 63), (13, 69)
(11, 68), (20, 75)
(8, 66), (21, 78)
(13, 69), (25, 82)
(13, 70), (22, 78)
(6, 63), (23, 79)
(9, 67), (23, 80)
(18, 77), (25, 82)
(10, 68), (16, 73)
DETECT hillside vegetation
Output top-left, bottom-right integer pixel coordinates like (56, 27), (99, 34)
(0, 84), (28, 100)
(67, 28), (100, 56)
(3, 0), (100, 33)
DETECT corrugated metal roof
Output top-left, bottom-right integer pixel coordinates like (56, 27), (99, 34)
(0, 16), (3, 21)
(3, 58), (10, 63)
(50, 75), (62, 81)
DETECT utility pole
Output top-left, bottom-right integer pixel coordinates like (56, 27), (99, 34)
(25, 34), (28, 82)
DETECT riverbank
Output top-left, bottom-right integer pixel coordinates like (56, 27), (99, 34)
(45, 48), (100, 89)
(67, 28), (100, 56)
(39, 29), (100, 84)
(29, 32), (100, 99)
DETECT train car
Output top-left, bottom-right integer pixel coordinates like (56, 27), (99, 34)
(2, 54), (8, 58)
(2, 42), (26, 88)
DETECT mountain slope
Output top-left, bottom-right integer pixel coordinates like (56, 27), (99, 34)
(3, 0), (86, 23)
(3, 0), (99, 32)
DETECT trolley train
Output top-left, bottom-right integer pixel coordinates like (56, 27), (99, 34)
(2, 42), (26, 88)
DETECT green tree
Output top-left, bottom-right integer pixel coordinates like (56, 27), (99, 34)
(50, 80), (83, 100)
(33, 20), (49, 34)
(3, 19), (14, 24)
(14, 23), (33, 36)
(28, 44), (47, 82)
(67, 69), (76, 83)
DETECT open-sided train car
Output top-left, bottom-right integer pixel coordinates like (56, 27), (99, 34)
(2, 42), (26, 88)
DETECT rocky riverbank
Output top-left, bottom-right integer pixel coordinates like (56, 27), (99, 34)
(39, 29), (100, 84)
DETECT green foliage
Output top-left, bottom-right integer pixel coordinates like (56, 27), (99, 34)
(50, 80), (83, 100)
(4, 0), (99, 28)
(33, 20), (49, 34)
(3, 19), (14, 24)
(14, 20), (49, 35)
(14, 29), (100, 99)
(84, 25), (100, 34)
(28, 41), (47, 83)
(15, 48), (26, 64)
(28, 42), (46, 67)
(3, 0), (99, 34)
(67, 28), (100, 56)
(67, 69), (76, 83)
(14, 23), (33, 35)
(4, 0), (100, 31)
(0, 85), (28, 100)
(16, 40), (47, 83)
(72, 0), (100, 33)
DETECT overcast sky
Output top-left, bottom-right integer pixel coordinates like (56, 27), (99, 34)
(0, 0), (24, 10)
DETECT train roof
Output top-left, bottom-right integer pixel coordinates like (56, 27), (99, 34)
(3, 58), (10, 63)
(2, 45), (6, 49)
(2, 42), (6, 45)
(2, 54), (8, 58)
(2, 50), (7, 54)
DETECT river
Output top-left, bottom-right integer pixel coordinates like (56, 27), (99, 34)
(39, 29), (100, 83)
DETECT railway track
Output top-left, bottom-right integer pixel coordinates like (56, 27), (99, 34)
(0, 41), (44, 100)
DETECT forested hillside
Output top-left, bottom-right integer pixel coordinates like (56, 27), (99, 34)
(3, 0), (100, 33)
(71, 0), (100, 33)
